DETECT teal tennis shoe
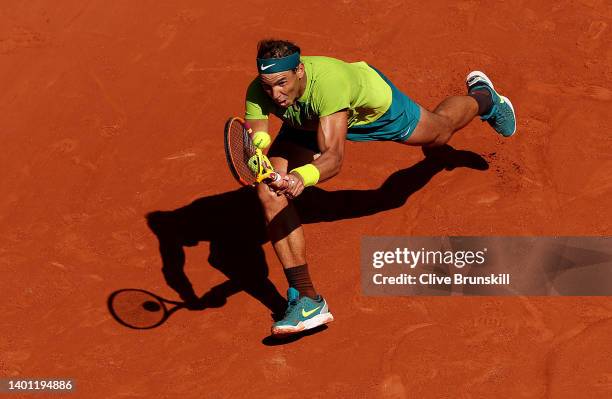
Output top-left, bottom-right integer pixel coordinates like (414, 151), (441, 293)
(466, 71), (516, 137)
(271, 287), (334, 336)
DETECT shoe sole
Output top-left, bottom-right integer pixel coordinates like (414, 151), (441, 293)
(466, 70), (495, 91)
(271, 312), (334, 336)
(466, 70), (516, 137)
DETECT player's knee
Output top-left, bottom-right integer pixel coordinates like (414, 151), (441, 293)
(428, 114), (454, 146)
(410, 109), (453, 146)
(256, 184), (285, 211)
(435, 113), (454, 134)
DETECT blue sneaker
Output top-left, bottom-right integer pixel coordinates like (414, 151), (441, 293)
(466, 71), (516, 137)
(271, 287), (334, 336)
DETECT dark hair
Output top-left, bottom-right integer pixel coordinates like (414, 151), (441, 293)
(257, 39), (300, 59)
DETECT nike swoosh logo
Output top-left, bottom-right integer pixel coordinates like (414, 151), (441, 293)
(302, 306), (321, 318)
(399, 127), (412, 138)
(260, 63), (276, 71)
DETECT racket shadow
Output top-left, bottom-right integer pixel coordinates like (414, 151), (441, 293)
(139, 145), (488, 330)
(107, 288), (185, 330)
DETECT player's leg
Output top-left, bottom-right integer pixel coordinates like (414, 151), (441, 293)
(256, 127), (334, 336)
(257, 136), (314, 271)
(404, 71), (516, 146)
(404, 97), (479, 147)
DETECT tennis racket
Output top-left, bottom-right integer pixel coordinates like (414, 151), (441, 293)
(108, 289), (184, 329)
(224, 116), (283, 186)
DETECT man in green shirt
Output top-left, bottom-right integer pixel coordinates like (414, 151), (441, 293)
(246, 39), (516, 337)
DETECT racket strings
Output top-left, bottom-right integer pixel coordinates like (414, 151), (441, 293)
(228, 120), (258, 184)
(110, 290), (167, 329)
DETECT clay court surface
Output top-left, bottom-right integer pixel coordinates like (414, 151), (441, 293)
(1, 1), (611, 397)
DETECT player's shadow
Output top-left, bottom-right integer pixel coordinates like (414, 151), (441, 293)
(144, 145), (488, 341)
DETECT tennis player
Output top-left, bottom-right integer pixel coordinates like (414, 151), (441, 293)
(245, 39), (516, 336)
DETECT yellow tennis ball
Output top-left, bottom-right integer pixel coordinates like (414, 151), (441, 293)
(247, 154), (260, 174)
(252, 131), (271, 149)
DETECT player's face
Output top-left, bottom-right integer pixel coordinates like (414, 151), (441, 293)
(259, 64), (305, 108)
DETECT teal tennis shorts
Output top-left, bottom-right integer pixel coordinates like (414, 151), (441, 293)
(346, 66), (421, 142)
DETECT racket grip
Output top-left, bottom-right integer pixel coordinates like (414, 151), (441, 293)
(261, 172), (281, 184)
(261, 172), (292, 192)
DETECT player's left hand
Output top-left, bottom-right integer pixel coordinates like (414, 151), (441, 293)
(284, 172), (305, 199)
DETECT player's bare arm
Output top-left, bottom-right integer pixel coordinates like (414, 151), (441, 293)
(313, 110), (348, 181)
(274, 110), (347, 199)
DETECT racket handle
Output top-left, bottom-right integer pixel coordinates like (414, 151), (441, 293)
(270, 172), (281, 183)
(261, 172), (281, 184)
